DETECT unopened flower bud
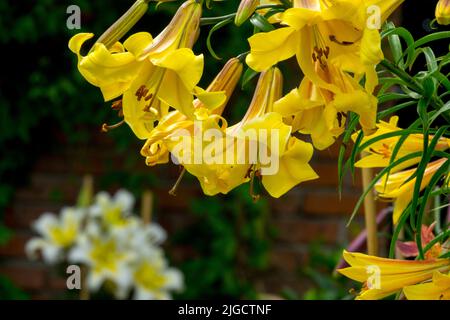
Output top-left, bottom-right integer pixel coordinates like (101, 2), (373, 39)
(436, 0), (450, 25)
(96, 0), (151, 49)
(235, 0), (260, 26)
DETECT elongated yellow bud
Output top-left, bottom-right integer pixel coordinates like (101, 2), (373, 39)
(436, 0), (450, 25)
(196, 57), (244, 114)
(140, 0), (202, 59)
(96, 0), (151, 49)
(245, 67), (283, 120)
(235, 0), (260, 26)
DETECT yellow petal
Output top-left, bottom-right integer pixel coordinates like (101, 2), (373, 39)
(152, 48), (204, 90)
(246, 27), (299, 72)
(332, 91), (377, 135)
(262, 138), (318, 198)
(69, 32), (152, 101)
(193, 87), (227, 111)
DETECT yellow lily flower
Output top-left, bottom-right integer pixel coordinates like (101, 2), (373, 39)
(166, 67), (318, 198)
(246, 0), (403, 93)
(275, 61), (378, 148)
(404, 271), (450, 300)
(140, 57), (243, 166)
(375, 158), (448, 224)
(436, 0), (450, 25)
(70, 1), (224, 139)
(354, 116), (450, 171)
(338, 250), (450, 300)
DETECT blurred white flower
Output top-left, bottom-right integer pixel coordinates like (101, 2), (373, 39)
(132, 248), (184, 300)
(26, 207), (84, 264)
(89, 189), (135, 228)
(26, 188), (184, 300)
(68, 230), (134, 296)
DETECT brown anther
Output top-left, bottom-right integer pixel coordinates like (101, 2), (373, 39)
(324, 46), (330, 58)
(135, 85), (149, 101)
(144, 93), (154, 101)
(329, 35), (354, 46)
(312, 52), (317, 62)
(337, 112), (345, 127)
(111, 99), (123, 111)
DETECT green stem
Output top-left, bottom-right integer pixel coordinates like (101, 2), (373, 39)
(200, 4), (285, 26)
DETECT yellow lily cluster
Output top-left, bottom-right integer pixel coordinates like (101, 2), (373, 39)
(246, 0), (404, 150)
(69, 0), (323, 198)
(338, 250), (450, 300)
(354, 116), (450, 223)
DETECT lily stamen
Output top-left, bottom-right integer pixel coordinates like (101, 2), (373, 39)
(169, 167), (187, 196)
(101, 120), (125, 133)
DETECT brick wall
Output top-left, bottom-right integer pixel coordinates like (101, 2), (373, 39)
(0, 131), (382, 299)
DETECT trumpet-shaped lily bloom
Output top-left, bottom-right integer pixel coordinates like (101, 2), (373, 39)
(70, 1), (225, 139)
(275, 62), (378, 148)
(140, 57), (243, 167)
(165, 67), (318, 198)
(354, 116), (450, 171)
(246, 0), (403, 93)
(404, 271), (450, 300)
(375, 158), (449, 224)
(338, 250), (450, 300)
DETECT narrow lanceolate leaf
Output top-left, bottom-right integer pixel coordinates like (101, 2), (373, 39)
(207, 18), (234, 60)
(347, 152), (424, 227)
(249, 13), (275, 32)
(415, 160), (449, 260)
(377, 101), (416, 120)
(338, 113), (359, 197)
(381, 27), (415, 69)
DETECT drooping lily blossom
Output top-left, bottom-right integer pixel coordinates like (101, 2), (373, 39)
(338, 250), (450, 300)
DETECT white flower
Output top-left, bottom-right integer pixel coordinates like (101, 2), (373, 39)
(68, 229), (135, 297)
(25, 207), (85, 264)
(89, 189), (135, 230)
(132, 248), (184, 300)
(126, 222), (168, 251)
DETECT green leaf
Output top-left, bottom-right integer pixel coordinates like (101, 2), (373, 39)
(249, 13), (275, 32)
(241, 68), (259, 90)
(415, 160), (449, 260)
(206, 17), (234, 60)
(346, 151), (424, 227)
(0, 224), (12, 246)
(381, 26), (415, 69)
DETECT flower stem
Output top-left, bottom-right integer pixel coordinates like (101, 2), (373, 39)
(361, 154), (379, 256)
(200, 5), (285, 26)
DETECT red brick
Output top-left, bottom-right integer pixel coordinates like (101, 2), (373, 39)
(0, 265), (47, 290)
(305, 162), (339, 187)
(270, 191), (302, 216)
(303, 192), (361, 216)
(5, 204), (61, 229)
(269, 248), (309, 273)
(273, 219), (340, 244)
(0, 234), (30, 258)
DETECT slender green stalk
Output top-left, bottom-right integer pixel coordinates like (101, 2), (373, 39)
(200, 5), (285, 26)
